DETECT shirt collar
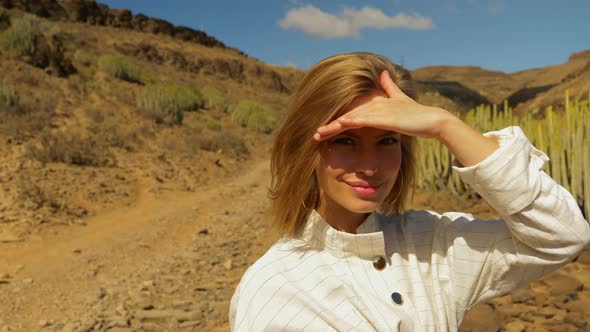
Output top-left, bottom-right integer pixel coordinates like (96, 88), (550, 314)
(298, 209), (386, 260)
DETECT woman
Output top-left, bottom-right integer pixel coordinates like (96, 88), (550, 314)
(229, 52), (590, 331)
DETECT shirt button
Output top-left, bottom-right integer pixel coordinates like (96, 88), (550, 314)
(372, 256), (386, 270)
(391, 292), (404, 305)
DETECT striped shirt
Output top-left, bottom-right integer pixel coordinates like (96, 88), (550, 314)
(230, 126), (590, 331)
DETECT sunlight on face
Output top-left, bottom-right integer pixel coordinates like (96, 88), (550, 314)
(316, 92), (402, 221)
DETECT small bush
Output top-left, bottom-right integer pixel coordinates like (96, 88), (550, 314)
(73, 49), (94, 66)
(88, 117), (140, 152)
(205, 118), (222, 131)
(0, 14), (39, 57)
(0, 92), (55, 142)
(159, 126), (203, 156)
(17, 171), (62, 211)
(230, 99), (276, 134)
(97, 54), (142, 83)
(200, 132), (249, 157)
(247, 110), (276, 134)
(136, 84), (204, 125)
(0, 82), (20, 114)
(26, 129), (115, 167)
(201, 86), (227, 111)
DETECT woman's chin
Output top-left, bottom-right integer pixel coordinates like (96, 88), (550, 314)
(344, 200), (380, 214)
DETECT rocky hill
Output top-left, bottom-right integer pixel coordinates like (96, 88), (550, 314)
(412, 50), (590, 113)
(1, 0), (235, 51)
(0, 2), (302, 239)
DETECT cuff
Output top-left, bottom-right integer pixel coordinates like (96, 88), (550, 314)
(452, 126), (549, 216)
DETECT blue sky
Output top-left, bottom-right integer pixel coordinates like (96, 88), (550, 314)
(100, 1), (589, 73)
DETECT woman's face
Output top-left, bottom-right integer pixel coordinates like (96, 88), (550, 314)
(316, 92), (402, 217)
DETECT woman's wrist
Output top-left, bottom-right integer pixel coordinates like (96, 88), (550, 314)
(432, 107), (459, 142)
(435, 109), (500, 167)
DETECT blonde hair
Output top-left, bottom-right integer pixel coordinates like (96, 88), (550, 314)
(269, 52), (417, 237)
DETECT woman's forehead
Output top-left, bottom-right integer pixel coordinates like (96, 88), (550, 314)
(339, 127), (399, 137)
(344, 90), (387, 111)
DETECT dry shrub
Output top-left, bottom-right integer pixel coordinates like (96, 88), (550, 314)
(0, 90), (56, 143)
(73, 49), (94, 67)
(0, 14), (38, 57)
(97, 54), (142, 84)
(136, 84), (204, 125)
(0, 81), (21, 114)
(26, 129), (116, 167)
(200, 132), (249, 157)
(16, 170), (87, 218)
(159, 126), (203, 156)
(0, 110), (51, 142)
(158, 125), (247, 158)
(86, 108), (142, 152)
(205, 118), (222, 131)
(201, 86), (227, 111)
(230, 99), (276, 134)
(17, 171), (62, 212)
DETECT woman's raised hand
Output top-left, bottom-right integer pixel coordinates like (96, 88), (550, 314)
(311, 70), (500, 167)
(313, 70), (454, 142)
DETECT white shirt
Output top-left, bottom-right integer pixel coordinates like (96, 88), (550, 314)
(229, 126), (590, 331)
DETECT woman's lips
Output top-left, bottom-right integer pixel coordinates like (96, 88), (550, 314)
(345, 181), (379, 196)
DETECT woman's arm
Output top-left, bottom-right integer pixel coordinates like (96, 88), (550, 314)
(315, 70), (500, 167)
(442, 126), (590, 314)
(437, 114), (499, 167)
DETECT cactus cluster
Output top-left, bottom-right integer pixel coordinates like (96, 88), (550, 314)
(416, 91), (590, 219)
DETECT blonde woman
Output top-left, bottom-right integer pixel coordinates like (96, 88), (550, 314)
(229, 52), (590, 331)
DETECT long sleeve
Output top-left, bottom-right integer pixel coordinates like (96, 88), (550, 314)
(439, 126), (590, 321)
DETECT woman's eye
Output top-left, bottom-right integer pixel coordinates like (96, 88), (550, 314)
(380, 137), (399, 145)
(333, 137), (353, 145)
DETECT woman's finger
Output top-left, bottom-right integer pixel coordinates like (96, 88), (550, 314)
(380, 70), (404, 98)
(314, 117), (364, 141)
(317, 119), (345, 135)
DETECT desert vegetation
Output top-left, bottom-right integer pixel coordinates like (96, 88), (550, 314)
(0, 81), (20, 112)
(97, 54), (143, 84)
(0, 14), (38, 57)
(136, 84), (204, 124)
(417, 92), (590, 218)
(230, 99), (277, 134)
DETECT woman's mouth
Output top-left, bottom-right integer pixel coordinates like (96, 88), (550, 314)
(345, 181), (379, 196)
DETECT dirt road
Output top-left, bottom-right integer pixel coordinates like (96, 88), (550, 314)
(0, 159), (277, 332)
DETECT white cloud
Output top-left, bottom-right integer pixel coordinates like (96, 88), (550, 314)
(278, 5), (434, 39)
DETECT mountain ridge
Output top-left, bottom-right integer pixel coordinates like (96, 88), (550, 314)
(2, 0), (589, 113)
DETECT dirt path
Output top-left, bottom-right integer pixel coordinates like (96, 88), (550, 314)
(0, 159), (278, 332)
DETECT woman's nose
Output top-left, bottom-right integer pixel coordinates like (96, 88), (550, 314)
(354, 147), (378, 176)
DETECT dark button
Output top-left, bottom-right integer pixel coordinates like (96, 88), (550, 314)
(391, 292), (404, 305)
(372, 256), (386, 270)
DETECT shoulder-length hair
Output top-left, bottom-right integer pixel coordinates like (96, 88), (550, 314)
(269, 52), (417, 237)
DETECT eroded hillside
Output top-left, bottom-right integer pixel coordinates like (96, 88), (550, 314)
(0, 3), (301, 242)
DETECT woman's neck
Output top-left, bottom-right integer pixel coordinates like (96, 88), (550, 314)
(316, 199), (369, 234)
